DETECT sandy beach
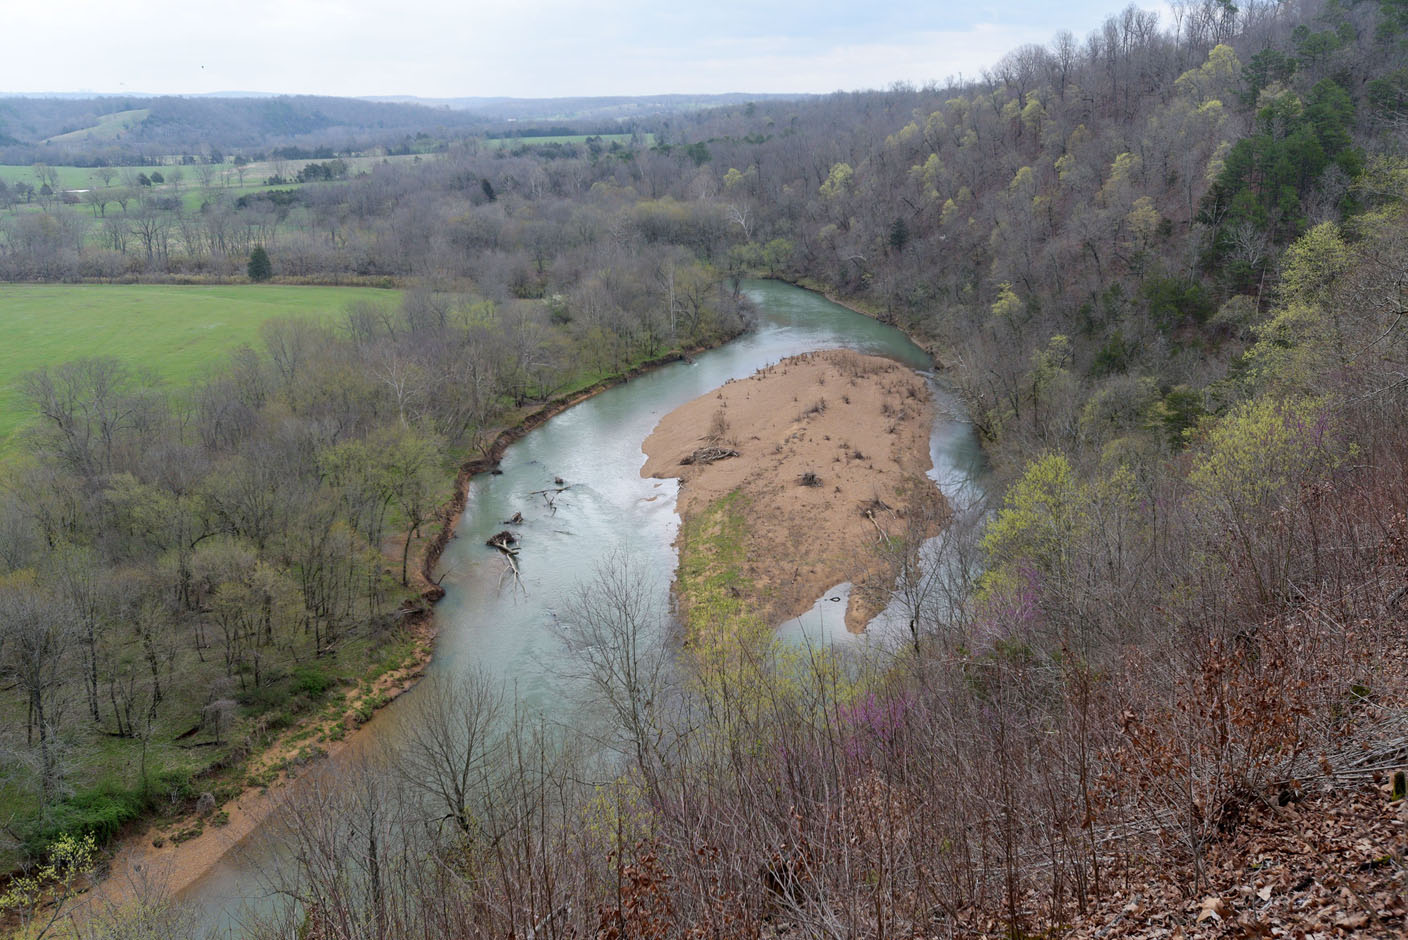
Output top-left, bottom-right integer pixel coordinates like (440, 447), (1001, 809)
(642, 349), (946, 632)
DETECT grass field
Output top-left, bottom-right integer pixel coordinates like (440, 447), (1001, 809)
(0, 283), (399, 447)
(484, 133), (649, 148)
(43, 108), (151, 146)
(0, 152), (433, 193)
(0, 163), (173, 191)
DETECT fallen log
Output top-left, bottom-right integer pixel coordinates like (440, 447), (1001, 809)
(486, 530), (519, 554)
(497, 546), (524, 593)
(864, 509), (888, 544)
(527, 484), (572, 514)
(681, 446), (740, 466)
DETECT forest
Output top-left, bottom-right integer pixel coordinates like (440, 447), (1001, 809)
(2, 0), (1408, 935)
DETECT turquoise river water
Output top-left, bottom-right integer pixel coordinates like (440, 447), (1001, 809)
(175, 279), (985, 935)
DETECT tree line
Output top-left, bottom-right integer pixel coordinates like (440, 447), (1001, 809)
(187, 0), (1408, 935)
(6, 0), (1408, 935)
(0, 265), (744, 877)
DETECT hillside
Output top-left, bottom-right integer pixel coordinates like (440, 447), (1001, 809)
(0, 92), (804, 166)
(364, 92), (809, 121)
(2, 0), (1408, 937)
(0, 94), (492, 163)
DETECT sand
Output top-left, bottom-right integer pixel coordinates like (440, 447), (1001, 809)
(641, 349), (946, 632)
(62, 618), (434, 924)
(62, 345), (728, 922)
(68, 347), (941, 922)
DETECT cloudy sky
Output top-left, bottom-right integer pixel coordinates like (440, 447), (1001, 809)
(5, 0), (1156, 99)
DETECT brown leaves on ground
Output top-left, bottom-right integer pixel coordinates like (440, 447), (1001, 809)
(1063, 781), (1406, 939)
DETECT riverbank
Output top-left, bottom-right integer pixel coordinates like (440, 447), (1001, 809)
(641, 349), (947, 633)
(408, 340), (735, 604)
(60, 281), (948, 927)
(62, 333), (745, 930)
(772, 274), (948, 368)
(74, 617), (433, 919)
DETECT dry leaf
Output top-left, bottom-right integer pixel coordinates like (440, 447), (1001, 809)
(1196, 896), (1229, 923)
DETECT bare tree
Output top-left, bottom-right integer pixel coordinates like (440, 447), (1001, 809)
(863, 488), (984, 653)
(391, 669), (506, 839)
(558, 549), (678, 797)
(0, 581), (77, 804)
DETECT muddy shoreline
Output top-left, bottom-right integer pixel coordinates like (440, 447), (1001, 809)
(76, 280), (949, 921)
(74, 337), (739, 924)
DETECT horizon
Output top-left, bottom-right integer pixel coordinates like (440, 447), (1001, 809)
(0, 90), (802, 103)
(4, 0), (1156, 100)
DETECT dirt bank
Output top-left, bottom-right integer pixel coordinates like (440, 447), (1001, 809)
(773, 275), (948, 367)
(69, 339), (742, 927)
(641, 349), (946, 632)
(71, 615), (433, 921)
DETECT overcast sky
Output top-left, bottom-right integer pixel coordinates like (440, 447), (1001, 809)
(4, 1), (1159, 99)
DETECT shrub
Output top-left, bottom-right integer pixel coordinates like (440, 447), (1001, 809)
(21, 787), (144, 856)
(293, 665), (334, 698)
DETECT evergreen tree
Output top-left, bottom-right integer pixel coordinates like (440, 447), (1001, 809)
(247, 246), (272, 282)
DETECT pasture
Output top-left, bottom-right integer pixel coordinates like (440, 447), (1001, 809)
(42, 108), (152, 146)
(0, 162), (172, 192)
(0, 152), (433, 195)
(485, 132), (649, 148)
(0, 283), (398, 446)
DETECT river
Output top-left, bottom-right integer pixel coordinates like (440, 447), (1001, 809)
(177, 279), (985, 935)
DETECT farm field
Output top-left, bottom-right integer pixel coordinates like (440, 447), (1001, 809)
(0, 163), (172, 191)
(0, 152), (436, 194)
(0, 283), (398, 446)
(42, 108), (151, 145)
(484, 132), (650, 147)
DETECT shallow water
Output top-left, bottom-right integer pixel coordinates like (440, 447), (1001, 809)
(179, 279), (985, 934)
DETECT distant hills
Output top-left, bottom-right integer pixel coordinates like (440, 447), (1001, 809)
(0, 92), (810, 161)
(0, 95), (488, 153)
(360, 93), (808, 121)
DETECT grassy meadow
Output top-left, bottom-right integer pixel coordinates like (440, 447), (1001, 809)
(484, 132), (650, 148)
(0, 152), (433, 193)
(0, 163), (172, 191)
(41, 108), (152, 146)
(0, 283), (398, 447)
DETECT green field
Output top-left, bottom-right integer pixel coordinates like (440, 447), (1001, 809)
(0, 284), (398, 447)
(484, 133), (649, 148)
(0, 163), (173, 191)
(0, 152), (435, 200)
(43, 108), (151, 146)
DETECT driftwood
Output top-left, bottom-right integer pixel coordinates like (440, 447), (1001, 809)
(497, 550), (523, 593)
(860, 497), (894, 516)
(680, 446), (739, 466)
(486, 530), (519, 554)
(528, 484), (572, 514)
(488, 530), (524, 592)
(864, 509), (888, 544)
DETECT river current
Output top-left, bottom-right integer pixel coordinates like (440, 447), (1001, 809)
(178, 279), (984, 934)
